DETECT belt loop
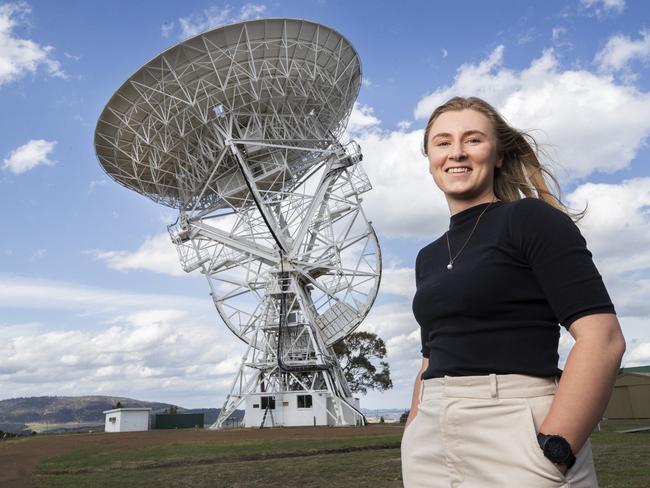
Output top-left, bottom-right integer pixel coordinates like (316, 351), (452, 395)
(490, 374), (498, 398)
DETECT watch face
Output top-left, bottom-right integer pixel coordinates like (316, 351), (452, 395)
(544, 435), (571, 463)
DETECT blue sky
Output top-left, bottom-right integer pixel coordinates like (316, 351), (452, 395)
(1, 0), (649, 409)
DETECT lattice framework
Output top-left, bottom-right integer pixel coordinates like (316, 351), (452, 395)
(95, 19), (361, 211)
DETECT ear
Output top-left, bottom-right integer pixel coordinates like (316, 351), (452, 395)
(496, 154), (503, 169)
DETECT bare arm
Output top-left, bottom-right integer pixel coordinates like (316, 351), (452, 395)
(405, 357), (429, 428)
(540, 313), (625, 457)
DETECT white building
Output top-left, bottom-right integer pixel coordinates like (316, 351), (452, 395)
(244, 391), (361, 427)
(103, 407), (151, 433)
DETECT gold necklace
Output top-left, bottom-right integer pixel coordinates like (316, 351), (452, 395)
(445, 199), (496, 270)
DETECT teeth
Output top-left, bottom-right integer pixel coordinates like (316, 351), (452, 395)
(447, 167), (471, 173)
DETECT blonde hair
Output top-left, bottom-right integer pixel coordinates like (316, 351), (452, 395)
(423, 96), (585, 222)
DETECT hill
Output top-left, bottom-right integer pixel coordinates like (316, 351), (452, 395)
(0, 396), (242, 434)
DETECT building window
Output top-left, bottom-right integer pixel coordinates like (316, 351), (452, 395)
(261, 396), (275, 410)
(109, 417), (116, 423)
(297, 394), (312, 408)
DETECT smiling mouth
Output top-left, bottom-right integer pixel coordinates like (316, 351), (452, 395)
(445, 167), (472, 174)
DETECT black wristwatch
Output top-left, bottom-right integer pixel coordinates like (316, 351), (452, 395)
(537, 433), (576, 470)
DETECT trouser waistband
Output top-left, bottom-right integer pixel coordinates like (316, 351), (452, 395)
(420, 374), (559, 402)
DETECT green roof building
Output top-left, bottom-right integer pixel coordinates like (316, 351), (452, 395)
(604, 367), (650, 419)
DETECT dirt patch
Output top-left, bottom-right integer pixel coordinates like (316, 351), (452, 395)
(0, 424), (402, 487)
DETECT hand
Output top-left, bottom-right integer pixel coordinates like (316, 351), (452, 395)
(556, 463), (568, 475)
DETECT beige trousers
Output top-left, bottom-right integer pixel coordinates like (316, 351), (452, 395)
(401, 374), (599, 488)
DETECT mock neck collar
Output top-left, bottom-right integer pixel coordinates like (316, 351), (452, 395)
(449, 201), (503, 230)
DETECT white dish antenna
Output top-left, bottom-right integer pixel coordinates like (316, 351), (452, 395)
(95, 19), (381, 428)
(95, 18), (361, 210)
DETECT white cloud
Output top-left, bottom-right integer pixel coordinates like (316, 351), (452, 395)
(172, 3), (267, 40)
(567, 178), (650, 277)
(580, 0), (625, 15)
(397, 120), (412, 130)
(625, 342), (650, 366)
(595, 30), (650, 75)
(552, 26), (567, 43)
(161, 21), (174, 38)
(91, 214), (239, 277)
(0, 274), (206, 313)
(29, 248), (46, 262)
(3, 139), (56, 174)
(413, 45), (650, 182)
(90, 233), (185, 277)
(239, 3), (266, 19)
(380, 268), (416, 298)
(0, 2), (64, 86)
(345, 102), (381, 136)
(88, 179), (106, 193)
(0, 308), (243, 407)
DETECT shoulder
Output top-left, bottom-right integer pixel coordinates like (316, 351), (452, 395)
(417, 235), (445, 258)
(506, 197), (586, 255)
(508, 197), (570, 219)
(507, 197), (576, 231)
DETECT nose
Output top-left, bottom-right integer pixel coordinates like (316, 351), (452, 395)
(449, 142), (466, 161)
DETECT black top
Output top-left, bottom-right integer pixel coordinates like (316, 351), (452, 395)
(413, 197), (616, 379)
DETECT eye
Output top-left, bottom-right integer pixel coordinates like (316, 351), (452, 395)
(434, 139), (450, 146)
(466, 137), (481, 144)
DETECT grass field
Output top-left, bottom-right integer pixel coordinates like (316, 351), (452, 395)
(7, 421), (648, 487)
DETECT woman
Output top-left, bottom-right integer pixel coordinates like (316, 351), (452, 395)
(400, 96), (626, 488)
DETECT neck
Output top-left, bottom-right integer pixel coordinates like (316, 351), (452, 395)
(447, 194), (498, 217)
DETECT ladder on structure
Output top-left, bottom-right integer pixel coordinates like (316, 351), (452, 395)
(260, 403), (275, 428)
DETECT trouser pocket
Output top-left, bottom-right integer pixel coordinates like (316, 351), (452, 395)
(452, 398), (568, 487)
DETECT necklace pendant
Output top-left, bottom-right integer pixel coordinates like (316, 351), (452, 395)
(447, 263), (453, 270)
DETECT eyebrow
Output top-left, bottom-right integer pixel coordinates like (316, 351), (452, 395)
(430, 130), (488, 140)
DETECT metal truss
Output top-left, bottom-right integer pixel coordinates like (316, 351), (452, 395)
(95, 19), (380, 429)
(95, 19), (361, 211)
(170, 142), (379, 348)
(169, 141), (381, 427)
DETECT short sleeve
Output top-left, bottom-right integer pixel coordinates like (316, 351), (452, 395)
(508, 198), (616, 329)
(414, 250), (431, 357)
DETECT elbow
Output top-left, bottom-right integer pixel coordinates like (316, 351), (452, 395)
(571, 313), (626, 367)
(614, 333), (626, 362)
(609, 320), (626, 359)
(606, 328), (626, 370)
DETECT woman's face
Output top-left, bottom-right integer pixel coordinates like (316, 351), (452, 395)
(426, 109), (502, 206)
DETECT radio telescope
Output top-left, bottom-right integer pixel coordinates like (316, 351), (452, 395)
(94, 18), (381, 428)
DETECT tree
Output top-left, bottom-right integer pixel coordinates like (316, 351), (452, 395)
(399, 410), (410, 424)
(332, 331), (393, 394)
